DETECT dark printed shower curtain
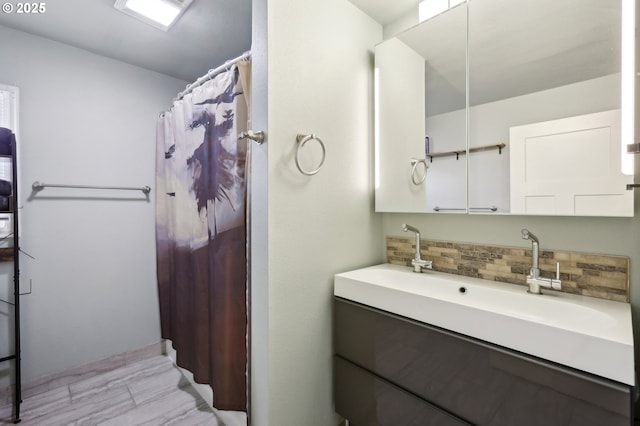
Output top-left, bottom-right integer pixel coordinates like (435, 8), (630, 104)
(155, 63), (249, 411)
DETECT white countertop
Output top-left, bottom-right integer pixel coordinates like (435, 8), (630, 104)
(334, 263), (635, 385)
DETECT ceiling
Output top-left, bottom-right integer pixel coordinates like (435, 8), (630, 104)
(348, 0), (419, 25)
(0, 0), (252, 83)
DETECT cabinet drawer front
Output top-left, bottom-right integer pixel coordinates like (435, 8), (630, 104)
(334, 297), (632, 426)
(335, 356), (469, 426)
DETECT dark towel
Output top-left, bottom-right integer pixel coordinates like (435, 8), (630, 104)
(0, 196), (10, 211)
(0, 180), (11, 196)
(0, 128), (12, 155)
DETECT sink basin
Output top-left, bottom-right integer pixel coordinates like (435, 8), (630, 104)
(334, 263), (634, 385)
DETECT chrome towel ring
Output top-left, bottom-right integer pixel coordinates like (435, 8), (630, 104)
(295, 133), (326, 175)
(410, 158), (428, 185)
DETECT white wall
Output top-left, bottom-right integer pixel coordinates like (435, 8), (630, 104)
(0, 25), (187, 386)
(256, 0), (383, 424)
(250, 0), (269, 423)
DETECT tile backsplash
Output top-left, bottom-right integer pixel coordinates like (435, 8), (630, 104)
(386, 236), (629, 302)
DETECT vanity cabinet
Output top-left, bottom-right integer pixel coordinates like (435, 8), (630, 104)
(334, 297), (633, 426)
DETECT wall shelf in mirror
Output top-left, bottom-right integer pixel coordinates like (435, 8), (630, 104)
(427, 143), (505, 162)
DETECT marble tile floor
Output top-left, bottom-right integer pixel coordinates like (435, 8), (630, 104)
(0, 354), (243, 425)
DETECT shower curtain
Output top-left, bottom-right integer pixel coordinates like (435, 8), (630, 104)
(155, 61), (250, 411)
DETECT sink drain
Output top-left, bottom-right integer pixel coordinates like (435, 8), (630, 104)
(459, 287), (467, 294)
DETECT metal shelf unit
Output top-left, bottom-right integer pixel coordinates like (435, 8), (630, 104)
(0, 135), (21, 423)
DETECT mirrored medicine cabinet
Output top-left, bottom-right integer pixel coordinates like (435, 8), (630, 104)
(375, 0), (635, 216)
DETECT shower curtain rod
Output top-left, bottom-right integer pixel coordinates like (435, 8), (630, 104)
(174, 50), (251, 102)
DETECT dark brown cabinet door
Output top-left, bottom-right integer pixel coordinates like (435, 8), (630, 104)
(335, 357), (469, 426)
(334, 297), (632, 426)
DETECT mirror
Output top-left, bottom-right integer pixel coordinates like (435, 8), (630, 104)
(375, 0), (635, 216)
(375, 2), (467, 213)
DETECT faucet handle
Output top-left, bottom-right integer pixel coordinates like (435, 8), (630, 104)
(549, 262), (562, 290)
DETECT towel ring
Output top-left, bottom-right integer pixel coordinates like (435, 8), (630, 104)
(410, 158), (428, 185)
(295, 133), (326, 176)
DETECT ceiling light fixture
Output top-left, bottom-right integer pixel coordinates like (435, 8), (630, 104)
(114, 0), (193, 31)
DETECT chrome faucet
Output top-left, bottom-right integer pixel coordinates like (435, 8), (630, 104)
(402, 224), (432, 273)
(521, 228), (561, 294)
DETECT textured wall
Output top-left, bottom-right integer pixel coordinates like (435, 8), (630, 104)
(387, 236), (629, 302)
